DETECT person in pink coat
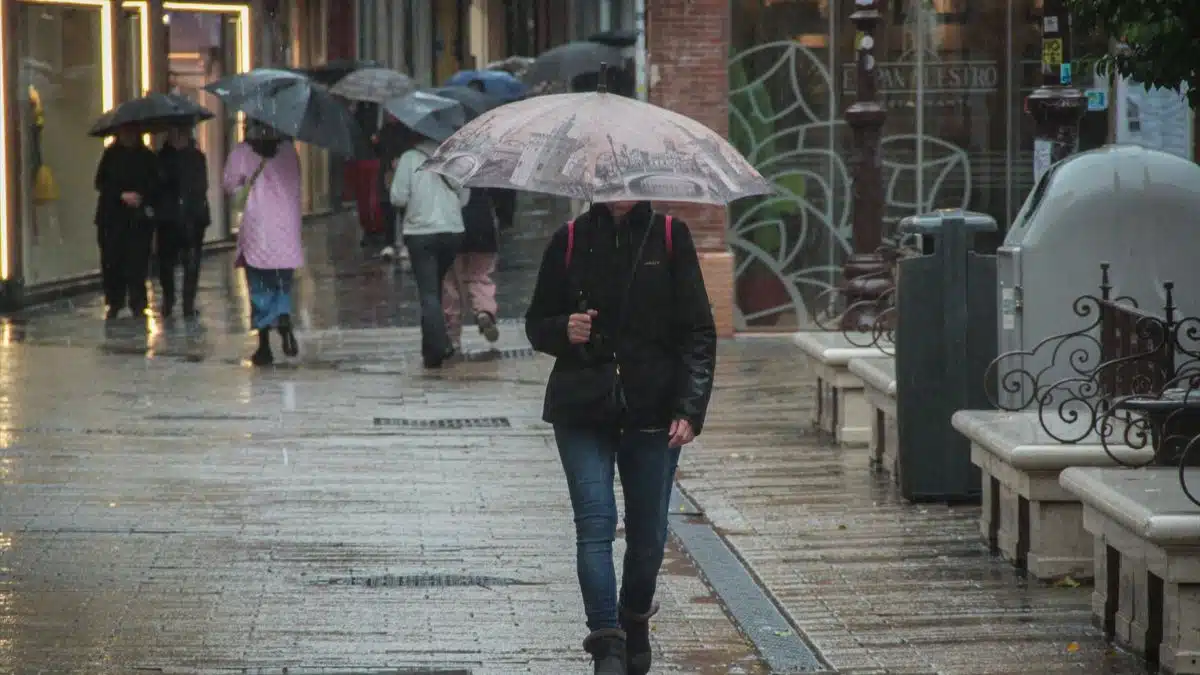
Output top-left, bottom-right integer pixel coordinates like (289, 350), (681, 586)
(223, 121), (304, 366)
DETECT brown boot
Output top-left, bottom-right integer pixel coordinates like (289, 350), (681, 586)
(620, 603), (659, 675)
(583, 628), (627, 675)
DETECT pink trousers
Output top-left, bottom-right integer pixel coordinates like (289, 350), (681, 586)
(442, 252), (498, 343)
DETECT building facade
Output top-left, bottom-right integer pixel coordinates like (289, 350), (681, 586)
(0, 0), (346, 306)
(724, 0), (1196, 332)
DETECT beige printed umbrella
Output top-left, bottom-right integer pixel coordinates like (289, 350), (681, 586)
(421, 91), (774, 205)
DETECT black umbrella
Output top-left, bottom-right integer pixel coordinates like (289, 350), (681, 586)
(88, 92), (213, 138)
(293, 59), (384, 86)
(522, 41), (625, 88)
(204, 69), (370, 158)
(587, 29), (638, 48)
(427, 86), (501, 119)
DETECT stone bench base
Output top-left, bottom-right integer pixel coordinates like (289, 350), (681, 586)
(794, 332), (891, 447)
(849, 357), (898, 480)
(1062, 468), (1200, 674)
(952, 410), (1154, 580)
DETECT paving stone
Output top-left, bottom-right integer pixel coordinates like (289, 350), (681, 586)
(0, 202), (762, 674)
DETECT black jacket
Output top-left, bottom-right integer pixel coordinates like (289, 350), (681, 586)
(156, 141), (211, 231)
(525, 202), (718, 433)
(93, 142), (161, 228)
(460, 189), (498, 253)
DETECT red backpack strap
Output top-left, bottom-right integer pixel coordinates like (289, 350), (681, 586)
(565, 220), (576, 268)
(664, 215), (674, 257)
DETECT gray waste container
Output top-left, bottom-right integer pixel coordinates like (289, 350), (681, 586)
(895, 209), (998, 502)
(997, 145), (1200, 409)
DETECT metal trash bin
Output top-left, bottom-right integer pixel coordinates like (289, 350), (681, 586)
(895, 209), (999, 502)
(996, 145), (1200, 409)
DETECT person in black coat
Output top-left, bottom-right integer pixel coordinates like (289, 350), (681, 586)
(155, 125), (211, 318)
(94, 125), (161, 319)
(524, 201), (717, 674)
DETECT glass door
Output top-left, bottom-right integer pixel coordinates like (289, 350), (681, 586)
(163, 3), (249, 241)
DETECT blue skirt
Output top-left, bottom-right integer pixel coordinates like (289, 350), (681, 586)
(245, 266), (294, 330)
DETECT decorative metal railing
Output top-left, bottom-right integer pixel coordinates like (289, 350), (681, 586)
(984, 262), (1200, 506)
(809, 233), (923, 356)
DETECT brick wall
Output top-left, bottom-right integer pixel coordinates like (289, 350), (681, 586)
(647, 0), (736, 336)
(646, 0), (730, 254)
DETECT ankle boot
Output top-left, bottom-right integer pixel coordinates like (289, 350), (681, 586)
(582, 628), (627, 675)
(620, 603), (659, 675)
(251, 330), (273, 366)
(277, 314), (299, 357)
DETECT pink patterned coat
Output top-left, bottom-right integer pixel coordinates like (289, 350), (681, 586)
(223, 141), (304, 270)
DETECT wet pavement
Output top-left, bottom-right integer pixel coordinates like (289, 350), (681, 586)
(0, 198), (1157, 675)
(678, 339), (1151, 675)
(0, 201), (764, 674)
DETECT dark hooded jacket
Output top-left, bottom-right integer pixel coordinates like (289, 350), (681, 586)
(525, 202), (718, 433)
(156, 140), (211, 234)
(93, 142), (161, 228)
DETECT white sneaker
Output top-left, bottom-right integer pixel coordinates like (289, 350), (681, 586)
(380, 245), (396, 261)
(398, 245), (410, 260)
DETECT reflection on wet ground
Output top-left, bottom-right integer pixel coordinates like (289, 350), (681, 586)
(0, 200), (764, 674)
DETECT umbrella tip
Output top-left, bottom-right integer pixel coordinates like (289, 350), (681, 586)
(597, 62), (609, 94)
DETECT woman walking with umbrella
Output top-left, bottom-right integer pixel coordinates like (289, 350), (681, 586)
(223, 120), (303, 366)
(156, 122), (211, 318)
(92, 124), (162, 320)
(421, 71), (773, 674)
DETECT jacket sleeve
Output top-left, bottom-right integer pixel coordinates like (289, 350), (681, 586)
(222, 143), (249, 193)
(390, 151), (416, 208)
(668, 220), (718, 435)
(93, 147), (111, 192)
(524, 225), (575, 358)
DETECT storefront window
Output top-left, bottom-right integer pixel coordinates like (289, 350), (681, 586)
(17, 2), (108, 285)
(166, 7), (246, 241)
(729, 0), (1052, 330)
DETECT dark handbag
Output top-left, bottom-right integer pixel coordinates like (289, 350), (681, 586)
(544, 219), (655, 426)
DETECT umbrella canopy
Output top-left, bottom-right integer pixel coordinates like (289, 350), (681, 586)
(521, 41), (624, 89)
(587, 29), (639, 48)
(421, 91), (773, 205)
(383, 91), (466, 143)
(330, 67), (414, 103)
(205, 68), (370, 158)
(445, 70), (528, 102)
(427, 86), (501, 119)
(89, 92), (214, 137)
(293, 59), (383, 86)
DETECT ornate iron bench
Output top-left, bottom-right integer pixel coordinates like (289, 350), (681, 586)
(954, 264), (1180, 579)
(796, 237), (912, 447)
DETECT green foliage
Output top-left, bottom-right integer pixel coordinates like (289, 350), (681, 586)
(1066, 0), (1199, 108)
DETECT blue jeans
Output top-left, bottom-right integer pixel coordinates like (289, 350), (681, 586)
(554, 425), (681, 631)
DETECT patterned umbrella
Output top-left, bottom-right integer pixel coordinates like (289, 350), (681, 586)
(521, 41), (624, 89)
(421, 90), (774, 205)
(89, 92), (214, 137)
(331, 67), (414, 103)
(205, 69), (369, 158)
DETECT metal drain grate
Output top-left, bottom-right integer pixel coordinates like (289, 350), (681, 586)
(459, 347), (537, 362)
(322, 573), (536, 588)
(372, 417), (511, 429)
(668, 489), (832, 673)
